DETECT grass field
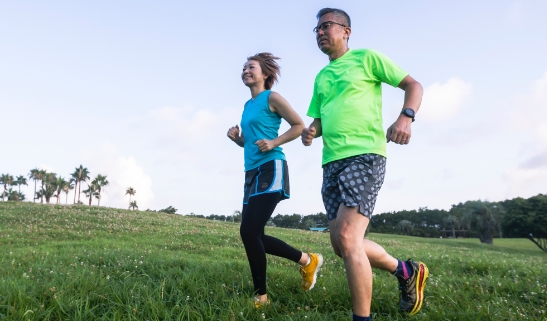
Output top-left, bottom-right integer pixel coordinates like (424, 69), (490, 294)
(1, 202), (546, 320)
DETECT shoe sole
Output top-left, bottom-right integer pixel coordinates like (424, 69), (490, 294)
(306, 254), (323, 291)
(409, 262), (429, 315)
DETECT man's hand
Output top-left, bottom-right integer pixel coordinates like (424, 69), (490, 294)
(386, 117), (412, 145)
(255, 139), (277, 152)
(227, 124), (240, 141)
(301, 125), (316, 146)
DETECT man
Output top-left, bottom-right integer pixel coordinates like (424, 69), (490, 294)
(301, 8), (428, 321)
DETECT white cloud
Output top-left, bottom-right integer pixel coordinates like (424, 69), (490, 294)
(80, 144), (154, 209)
(419, 77), (473, 121)
(505, 70), (547, 197)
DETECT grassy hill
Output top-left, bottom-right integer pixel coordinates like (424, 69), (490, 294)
(1, 202), (546, 320)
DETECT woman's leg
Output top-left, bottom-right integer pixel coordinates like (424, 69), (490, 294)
(240, 192), (306, 295)
(240, 192), (283, 296)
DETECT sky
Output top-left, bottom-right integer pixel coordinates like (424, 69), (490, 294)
(1, 1), (546, 216)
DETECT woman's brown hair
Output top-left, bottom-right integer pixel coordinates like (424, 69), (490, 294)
(247, 52), (281, 90)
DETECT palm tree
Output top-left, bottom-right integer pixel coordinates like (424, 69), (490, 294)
(15, 175), (28, 194)
(129, 200), (138, 210)
(53, 177), (68, 205)
(125, 187), (136, 208)
(461, 201), (497, 245)
(42, 172), (57, 204)
(444, 215), (460, 238)
(71, 165), (90, 204)
(82, 183), (98, 206)
(28, 168), (40, 203)
(37, 169), (47, 203)
(17, 191), (26, 201)
(1, 174), (14, 202)
(7, 188), (19, 201)
(92, 174), (109, 206)
(63, 179), (75, 204)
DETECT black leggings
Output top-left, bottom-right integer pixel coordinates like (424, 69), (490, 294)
(240, 192), (302, 295)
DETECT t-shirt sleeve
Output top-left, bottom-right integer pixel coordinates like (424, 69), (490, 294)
(365, 49), (408, 88)
(306, 78), (321, 118)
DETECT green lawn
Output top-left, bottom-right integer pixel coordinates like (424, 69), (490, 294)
(1, 202), (546, 320)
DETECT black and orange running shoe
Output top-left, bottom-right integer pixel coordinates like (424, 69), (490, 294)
(398, 259), (429, 315)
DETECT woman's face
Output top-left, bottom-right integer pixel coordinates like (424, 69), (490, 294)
(242, 60), (267, 87)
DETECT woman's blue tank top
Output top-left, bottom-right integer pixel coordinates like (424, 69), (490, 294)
(240, 90), (286, 171)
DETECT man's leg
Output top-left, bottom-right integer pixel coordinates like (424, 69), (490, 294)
(332, 204), (373, 317)
(329, 220), (397, 272)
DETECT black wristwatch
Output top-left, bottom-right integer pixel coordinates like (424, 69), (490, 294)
(401, 108), (415, 122)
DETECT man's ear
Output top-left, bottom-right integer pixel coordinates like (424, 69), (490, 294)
(345, 27), (352, 41)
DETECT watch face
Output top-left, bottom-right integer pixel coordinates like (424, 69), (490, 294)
(404, 109), (415, 117)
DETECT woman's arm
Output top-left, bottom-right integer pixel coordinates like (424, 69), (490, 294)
(254, 91), (305, 152)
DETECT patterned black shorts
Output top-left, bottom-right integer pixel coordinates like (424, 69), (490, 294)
(243, 159), (290, 204)
(322, 154), (386, 221)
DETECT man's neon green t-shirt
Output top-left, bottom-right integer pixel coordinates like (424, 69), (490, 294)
(307, 49), (408, 165)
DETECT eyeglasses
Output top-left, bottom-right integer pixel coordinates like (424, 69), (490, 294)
(313, 21), (347, 34)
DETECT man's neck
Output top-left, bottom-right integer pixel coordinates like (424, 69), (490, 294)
(328, 46), (350, 61)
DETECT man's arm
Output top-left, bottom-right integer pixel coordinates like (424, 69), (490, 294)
(301, 118), (322, 146)
(386, 75), (423, 145)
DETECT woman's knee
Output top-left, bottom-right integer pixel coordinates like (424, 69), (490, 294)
(240, 225), (259, 243)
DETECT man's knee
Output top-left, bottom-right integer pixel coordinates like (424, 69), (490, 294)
(335, 228), (361, 255)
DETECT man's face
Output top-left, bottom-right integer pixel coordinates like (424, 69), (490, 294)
(315, 13), (350, 54)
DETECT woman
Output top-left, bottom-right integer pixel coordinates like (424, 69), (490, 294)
(227, 52), (323, 308)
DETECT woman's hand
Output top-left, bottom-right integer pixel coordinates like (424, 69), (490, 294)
(227, 124), (240, 141)
(255, 139), (277, 152)
(227, 125), (244, 147)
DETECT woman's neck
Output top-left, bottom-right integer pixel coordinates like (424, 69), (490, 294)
(250, 84), (266, 99)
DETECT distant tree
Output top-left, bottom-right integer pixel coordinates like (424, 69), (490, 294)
(461, 201), (497, 245)
(398, 220), (413, 236)
(15, 175), (27, 195)
(502, 194), (547, 238)
(232, 210), (242, 223)
(126, 187), (136, 208)
(63, 179), (75, 204)
(159, 206), (177, 214)
(303, 217), (317, 229)
(129, 200), (138, 210)
(271, 214), (302, 229)
(490, 203), (506, 238)
(37, 169), (47, 203)
(7, 188), (19, 201)
(92, 174), (109, 206)
(444, 215), (460, 238)
(1, 174), (14, 202)
(71, 165), (90, 204)
(83, 182), (98, 206)
(28, 168), (41, 202)
(53, 177), (68, 204)
(42, 172), (57, 204)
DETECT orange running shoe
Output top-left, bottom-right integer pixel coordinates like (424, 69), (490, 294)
(299, 253), (323, 291)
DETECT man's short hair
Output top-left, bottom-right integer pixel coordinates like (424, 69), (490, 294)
(316, 8), (351, 27)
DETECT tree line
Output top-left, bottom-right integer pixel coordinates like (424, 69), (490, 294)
(369, 194), (547, 244)
(189, 194), (546, 245)
(1, 166), (140, 209)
